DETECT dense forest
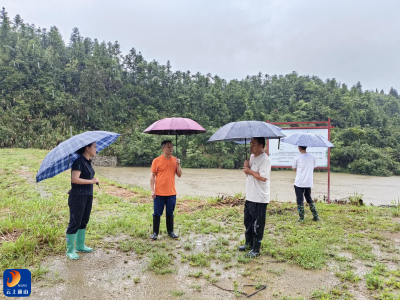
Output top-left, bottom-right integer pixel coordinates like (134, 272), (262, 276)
(1, 8), (400, 176)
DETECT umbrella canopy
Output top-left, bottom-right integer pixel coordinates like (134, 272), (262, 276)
(36, 131), (120, 183)
(208, 121), (286, 159)
(143, 117), (206, 135)
(208, 121), (285, 142)
(281, 133), (334, 148)
(143, 117), (206, 155)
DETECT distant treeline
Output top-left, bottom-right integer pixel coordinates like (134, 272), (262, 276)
(1, 8), (400, 176)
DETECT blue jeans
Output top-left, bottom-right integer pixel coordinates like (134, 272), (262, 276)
(153, 195), (176, 217)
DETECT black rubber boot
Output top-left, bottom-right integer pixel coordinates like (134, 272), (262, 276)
(238, 238), (253, 251)
(150, 216), (160, 240)
(166, 216), (179, 239)
(246, 238), (261, 258)
(309, 203), (319, 221)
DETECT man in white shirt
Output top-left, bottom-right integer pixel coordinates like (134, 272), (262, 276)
(292, 146), (319, 222)
(238, 137), (271, 258)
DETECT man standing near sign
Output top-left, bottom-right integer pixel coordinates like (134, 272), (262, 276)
(292, 146), (319, 222)
(238, 137), (271, 258)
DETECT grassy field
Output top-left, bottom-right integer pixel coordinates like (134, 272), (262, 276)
(0, 148), (400, 299)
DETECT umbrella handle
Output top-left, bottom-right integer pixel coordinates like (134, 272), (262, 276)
(245, 138), (247, 161)
(176, 134), (178, 157)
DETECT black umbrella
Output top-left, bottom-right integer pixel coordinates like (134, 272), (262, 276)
(208, 121), (286, 159)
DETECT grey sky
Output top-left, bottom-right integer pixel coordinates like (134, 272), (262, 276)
(3, 0), (400, 91)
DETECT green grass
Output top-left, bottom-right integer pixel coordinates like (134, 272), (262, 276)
(376, 291), (400, 300)
(363, 263), (400, 292)
(171, 290), (185, 297)
(148, 251), (174, 273)
(183, 242), (192, 250)
(190, 284), (201, 292)
(0, 149), (68, 274)
(119, 240), (153, 255)
(311, 287), (354, 300)
(335, 270), (361, 283)
(266, 267), (285, 276)
(366, 273), (385, 290)
(188, 270), (203, 278)
(185, 253), (211, 267)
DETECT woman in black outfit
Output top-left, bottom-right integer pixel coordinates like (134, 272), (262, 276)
(66, 142), (99, 260)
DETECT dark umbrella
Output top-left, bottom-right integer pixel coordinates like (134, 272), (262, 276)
(208, 121), (286, 159)
(143, 117), (206, 156)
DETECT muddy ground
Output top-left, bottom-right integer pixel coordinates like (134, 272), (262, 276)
(11, 242), (340, 300)
(3, 233), (398, 300)
(4, 227), (399, 300)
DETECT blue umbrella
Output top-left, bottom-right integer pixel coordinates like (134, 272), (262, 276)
(36, 131), (120, 183)
(208, 121), (286, 159)
(281, 133), (334, 148)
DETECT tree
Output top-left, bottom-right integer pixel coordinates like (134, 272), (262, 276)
(0, 7), (11, 43)
(389, 87), (399, 99)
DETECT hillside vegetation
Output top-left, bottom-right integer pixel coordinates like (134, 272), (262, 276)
(1, 8), (400, 175)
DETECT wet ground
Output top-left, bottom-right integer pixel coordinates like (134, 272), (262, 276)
(6, 230), (398, 300)
(16, 239), (340, 300)
(96, 167), (400, 205)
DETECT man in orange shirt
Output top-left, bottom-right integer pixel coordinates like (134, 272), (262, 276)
(150, 140), (182, 240)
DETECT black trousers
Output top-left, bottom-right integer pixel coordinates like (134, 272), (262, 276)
(294, 185), (313, 205)
(244, 200), (268, 242)
(66, 195), (93, 234)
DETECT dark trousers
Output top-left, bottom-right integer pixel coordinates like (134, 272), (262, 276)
(294, 185), (313, 205)
(244, 200), (268, 242)
(153, 195), (176, 217)
(66, 195), (93, 234)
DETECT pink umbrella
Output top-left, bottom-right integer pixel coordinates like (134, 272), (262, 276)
(143, 117), (206, 155)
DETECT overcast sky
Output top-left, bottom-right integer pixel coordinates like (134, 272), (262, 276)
(3, 0), (400, 92)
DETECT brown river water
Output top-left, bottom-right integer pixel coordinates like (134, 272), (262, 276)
(95, 167), (400, 206)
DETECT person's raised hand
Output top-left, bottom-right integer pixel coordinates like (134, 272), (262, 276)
(176, 158), (181, 165)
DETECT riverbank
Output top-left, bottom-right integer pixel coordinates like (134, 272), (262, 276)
(95, 166), (400, 206)
(1, 149), (399, 299)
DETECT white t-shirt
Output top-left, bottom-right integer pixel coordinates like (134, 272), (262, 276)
(246, 152), (271, 203)
(293, 153), (316, 188)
